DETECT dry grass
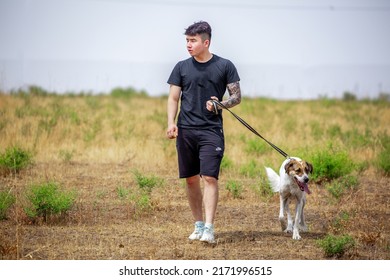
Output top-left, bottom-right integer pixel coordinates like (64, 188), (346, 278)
(0, 93), (389, 260)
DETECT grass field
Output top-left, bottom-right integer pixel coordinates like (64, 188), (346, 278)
(0, 90), (389, 260)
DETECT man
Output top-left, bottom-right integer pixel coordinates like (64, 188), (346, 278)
(166, 21), (242, 244)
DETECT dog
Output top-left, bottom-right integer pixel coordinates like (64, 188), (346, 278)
(265, 157), (313, 240)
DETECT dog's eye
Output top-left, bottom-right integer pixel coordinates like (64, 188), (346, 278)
(295, 168), (302, 173)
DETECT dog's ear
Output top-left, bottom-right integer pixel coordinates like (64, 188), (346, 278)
(305, 162), (313, 174)
(284, 159), (296, 174)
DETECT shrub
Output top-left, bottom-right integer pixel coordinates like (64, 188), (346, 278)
(133, 170), (162, 194)
(342, 91), (357, 101)
(257, 177), (274, 199)
(326, 175), (359, 200)
(0, 190), (15, 220)
(116, 186), (131, 199)
(24, 182), (76, 221)
(225, 180), (243, 199)
(135, 193), (152, 212)
(317, 234), (355, 258)
(309, 146), (354, 181)
(0, 146), (33, 174)
(128, 171), (163, 216)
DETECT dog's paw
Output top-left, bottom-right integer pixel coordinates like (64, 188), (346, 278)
(284, 228), (293, 234)
(292, 230), (301, 240)
(292, 234), (301, 240)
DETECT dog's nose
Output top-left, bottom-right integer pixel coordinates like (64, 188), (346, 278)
(304, 177), (309, 183)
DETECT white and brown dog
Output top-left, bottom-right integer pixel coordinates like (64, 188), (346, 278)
(265, 157), (313, 240)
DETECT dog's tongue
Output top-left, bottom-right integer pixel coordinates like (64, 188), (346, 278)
(303, 183), (311, 195)
(295, 177), (312, 194)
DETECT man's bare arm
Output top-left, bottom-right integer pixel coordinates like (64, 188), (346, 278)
(166, 85), (181, 139)
(222, 81), (241, 108)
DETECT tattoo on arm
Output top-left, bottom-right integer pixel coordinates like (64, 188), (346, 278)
(222, 81), (242, 108)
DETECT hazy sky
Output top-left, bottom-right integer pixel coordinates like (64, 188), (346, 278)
(1, 0), (390, 98)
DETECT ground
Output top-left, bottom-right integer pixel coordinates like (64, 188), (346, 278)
(1, 162), (389, 260)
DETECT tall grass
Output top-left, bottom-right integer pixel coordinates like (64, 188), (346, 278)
(1, 91), (388, 173)
(377, 134), (390, 176)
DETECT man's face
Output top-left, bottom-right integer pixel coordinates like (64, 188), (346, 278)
(186, 34), (209, 57)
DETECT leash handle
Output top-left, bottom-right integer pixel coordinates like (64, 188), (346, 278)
(212, 100), (289, 159)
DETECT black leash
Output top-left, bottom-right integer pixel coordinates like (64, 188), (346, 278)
(212, 100), (290, 159)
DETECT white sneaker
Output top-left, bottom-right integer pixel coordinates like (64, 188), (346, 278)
(200, 225), (215, 244)
(188, 221), (204, 241)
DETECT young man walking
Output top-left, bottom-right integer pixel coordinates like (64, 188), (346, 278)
(166, 21), (242, 243)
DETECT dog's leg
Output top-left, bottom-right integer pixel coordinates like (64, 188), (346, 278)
(279, 196), (287, 231)
(298, 198), (308, 232)
(285, 200), (293, 233)
(292, 201), (303, 240)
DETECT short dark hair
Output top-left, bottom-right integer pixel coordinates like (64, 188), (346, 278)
(184, 21), (212, 41)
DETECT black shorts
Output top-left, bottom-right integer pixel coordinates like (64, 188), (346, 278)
(176, 128), (225, 179)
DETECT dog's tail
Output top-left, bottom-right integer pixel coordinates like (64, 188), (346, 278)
(265, 167), (280, 192)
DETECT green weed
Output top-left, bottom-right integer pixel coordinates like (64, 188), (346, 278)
(0, 146), (33, 174)
(83, 118), (102, 142)
(377, 134), (390, 176)
(133, 170), (162, 194)
(116, 186), (131, 200)
(0, 190), (15, 220)
(239, 159), (262, 178)
(110, 87), (147, 98)
(317, 234), (355, 258)
(135, 193), (152, 212)
(220, 156), (234, 171)
(24, 181), (76, 221)
(256, 176), (274, 199)
(326, 175), (359, 201)
(331, 211), (352, 233)
(343, 128), (373, 148)
(310, 121), (324, 140)
(245, 138), (269, 155)
(127, 171), (163, 216)
(85, 96), (101, 110)
(327, 124), (343, 139)
(225, 180), (243, 199)
(309, 145), (354, 181)
(58, 149), (75, 163)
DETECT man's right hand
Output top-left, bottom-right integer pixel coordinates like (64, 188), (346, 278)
(166, 124), (178, 139)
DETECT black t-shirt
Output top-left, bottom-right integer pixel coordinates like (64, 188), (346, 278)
(167, 55), (240, 129)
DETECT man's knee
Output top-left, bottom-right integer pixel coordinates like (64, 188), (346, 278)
(186, 175), (200, 187)
(202, 175), (218, 186)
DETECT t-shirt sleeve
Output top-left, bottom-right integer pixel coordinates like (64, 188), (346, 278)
(167, 62), (182, 87)
(226, 60), (240, 84)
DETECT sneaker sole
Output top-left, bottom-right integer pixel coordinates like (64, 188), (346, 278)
(200, 238), (216, 244)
